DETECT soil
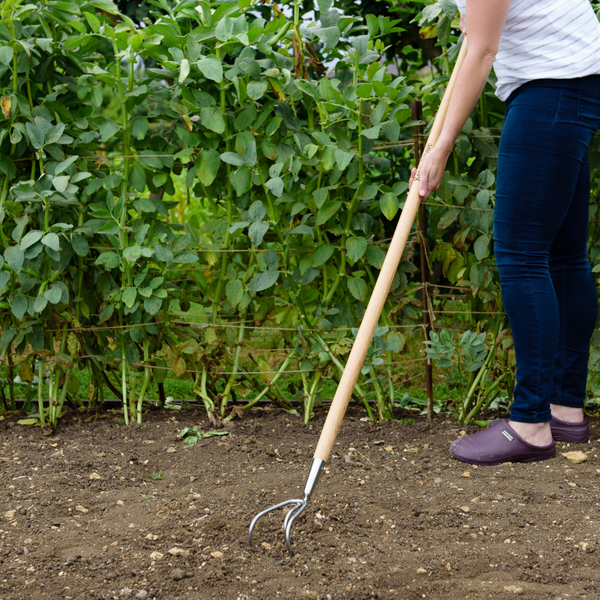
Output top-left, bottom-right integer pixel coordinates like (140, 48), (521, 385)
(1, 406), (600, 600)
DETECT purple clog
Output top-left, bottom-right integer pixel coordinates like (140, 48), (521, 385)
(449, 419), (555, 466)
(549, 416), (589, 443)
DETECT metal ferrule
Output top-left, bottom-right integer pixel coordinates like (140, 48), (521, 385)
(303, 458), (324, 499)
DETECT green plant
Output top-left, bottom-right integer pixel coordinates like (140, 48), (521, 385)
(179, 426), (228, 447)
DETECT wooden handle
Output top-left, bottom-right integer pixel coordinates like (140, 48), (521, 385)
(314, 38), (469, 462)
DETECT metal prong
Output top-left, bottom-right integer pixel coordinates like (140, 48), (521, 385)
(249, 458), (325, 555)
(248, 499), (303, 548)
(284, 497), (308, 555)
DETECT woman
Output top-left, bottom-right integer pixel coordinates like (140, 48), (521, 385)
(413, 0), (600, 465)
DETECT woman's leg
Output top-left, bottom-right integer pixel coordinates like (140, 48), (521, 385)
(494, 79), (598, 442)
(549, 153), (598, 421)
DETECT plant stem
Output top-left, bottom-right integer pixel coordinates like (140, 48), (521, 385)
(304, 370), (322, 424)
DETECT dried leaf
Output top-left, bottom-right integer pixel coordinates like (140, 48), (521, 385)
(1, 96), (10, 119)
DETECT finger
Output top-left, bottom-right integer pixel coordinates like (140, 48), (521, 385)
(409, 167), (417, 189)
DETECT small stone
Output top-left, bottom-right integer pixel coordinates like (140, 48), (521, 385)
(75, 505), (89, 514)
(383, 446), (393, 452)
(503, 585), (523, 595)
(149, 551), (164, 560)
(416, 567), (427, 575)
(119, 588), (133, 597)
(460, 506), (470, 513)
(261, 542), (271, 549)
(562, 451), (587, 464)
(171, 568), (185, 581)
(579, 542), (588, 552)
(145, 534), (158, 541)
(504, 539), (511, 544)
(136, 592), (148, 600)
(462, 471), (471, 478)
(458, 430), (467, 438)
(373, 440), (385, 445)
(166, 447), (176, 453)
(4, 510), (15, 519)
(211, 551), (223, 558)
(117, 500), (124, 506)
(169, 547), (189, 558)
(90, 472), (102, 480)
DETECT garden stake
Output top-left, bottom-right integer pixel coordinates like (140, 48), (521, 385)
(249, 37), (469, 556)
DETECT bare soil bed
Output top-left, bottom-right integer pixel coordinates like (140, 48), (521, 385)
(1, 405), (600, 600)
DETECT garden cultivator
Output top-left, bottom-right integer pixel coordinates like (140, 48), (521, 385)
(249, 38), (469, 556)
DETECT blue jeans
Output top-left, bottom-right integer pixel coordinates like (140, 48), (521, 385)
(494, 75), (600, 424)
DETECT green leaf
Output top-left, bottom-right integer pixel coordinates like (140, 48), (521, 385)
(286, 225), (314, 238)
(247, 80), (268, 101)
(95, 252), (120, 269)
(249, 270), (279, 295)
(44, 284), (62, 305)
(54, 155), (78, 175)
(316, 201), (342, 226)
(41, 232), (60, 252)
(346, 236), (367, 262)
(382, 120), (400, 142)
(0, 271), (10, 291)
(0, 46), (14, 66)
(20, 230), (43, 250)
(198, 55), (223, 82)
(473, 234), (491, 261)
(129, 163), (147, 192)
(248, 221), (269, 246)
(173, 251), (198, 263)
(226, 279), (243, 308)
(196, 149), (220, 186)
(220, 152), (244, 166)
(26, 122), (45, 149)
(179, 58), (190, 83)
(379, 192), (399, 220)
(335, 149), (355, 171)
(71, 234), (89, 257)
(230, 168), (251, 196)
(347, 277), (368, 302)
(314, 26), (340, 48)
(313, 244), (334, 267)
(0, 328), (15, 354)
(144, 297), (162, 316)
(52, 176), (70, 193)
(266, 177), (284, 197)
(366, 245), (386, 269)
(362, 125), (381, 140)
(317, 0), (332, 12)
(437, 208), (460, 231)
(131, 116), (149, 140)
(4, 246), (24, 273)
(99, 119), (120, 143)
(122, 287), (137, 309)
(201, 107), (225, 134)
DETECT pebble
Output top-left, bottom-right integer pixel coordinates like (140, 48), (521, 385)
(136, 591), (148, 599)
(416, 567), (427, 575)
(169, 547), (189, 558)
(211, 551), (223, 558)
(90, 472), (102, 480)
(462, 471), (471, 478)
(503, 585), (523, 595)
(75, 505), (89, 513)
(562, 451), (587, 464)
(166, 447), (176, 453)
(149, 551), (163, 560)
(171, 568), (184, 580)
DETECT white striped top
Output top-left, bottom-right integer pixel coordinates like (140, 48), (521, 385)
(454, 0), (600, 100)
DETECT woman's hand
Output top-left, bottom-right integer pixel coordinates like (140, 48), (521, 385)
(409, 142), (452, 202)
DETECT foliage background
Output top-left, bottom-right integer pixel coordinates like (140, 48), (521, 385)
(1, 0), (599, 427)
